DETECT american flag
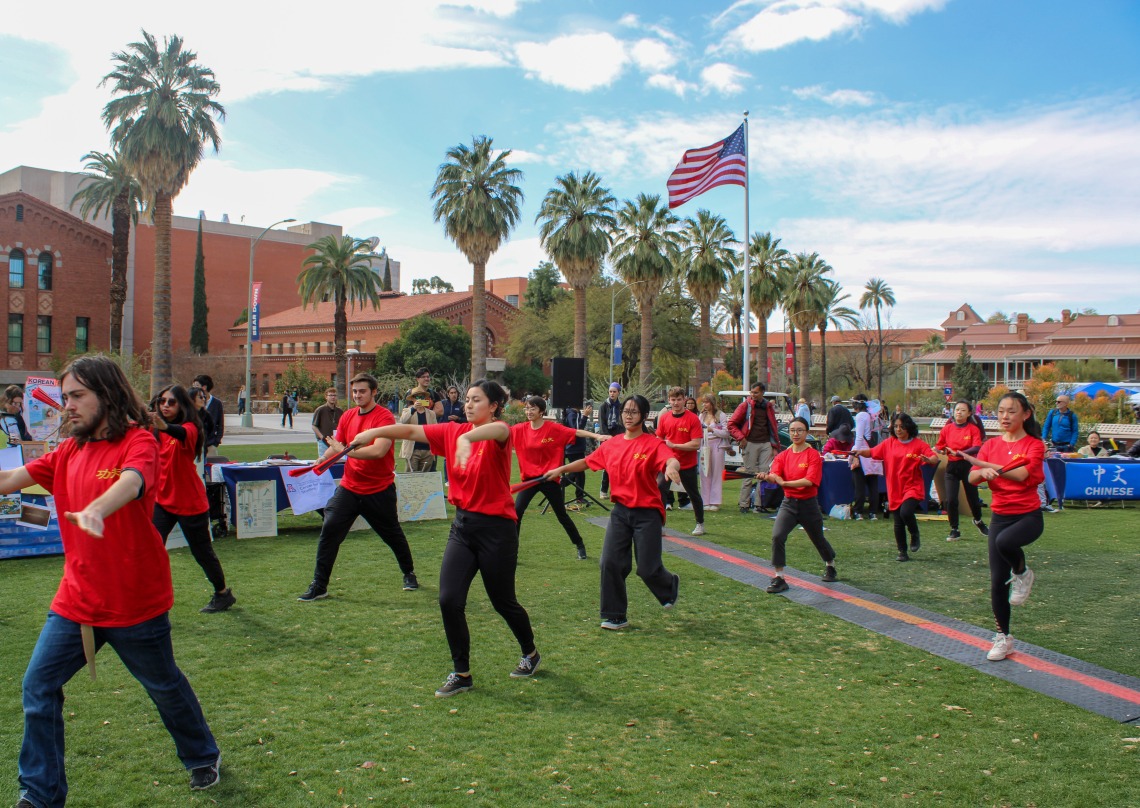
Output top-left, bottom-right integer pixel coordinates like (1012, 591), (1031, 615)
(666, 124), (747, 209)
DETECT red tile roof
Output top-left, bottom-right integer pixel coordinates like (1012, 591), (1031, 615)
(231, 291), (513, 332)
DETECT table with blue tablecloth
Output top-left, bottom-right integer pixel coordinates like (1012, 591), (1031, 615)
(817, 460), (936, 514)
(0, 495), (62, 559)
(1046, 456), (1140, 502)
(215, 463), (345, 525)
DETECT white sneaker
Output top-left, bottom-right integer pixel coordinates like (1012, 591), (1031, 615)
(987, 633), (1014, 661)
(1008, 568), (1035, 606)
(691, 523), (705, 536)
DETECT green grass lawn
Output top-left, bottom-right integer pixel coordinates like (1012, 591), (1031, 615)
(1, 463), (1136, 807)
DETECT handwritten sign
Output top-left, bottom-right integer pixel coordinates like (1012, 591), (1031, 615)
(279, 467), (338, 515)
(236, 480), (278, 539)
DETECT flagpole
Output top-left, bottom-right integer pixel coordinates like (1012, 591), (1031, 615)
(741, 111), (751, 390)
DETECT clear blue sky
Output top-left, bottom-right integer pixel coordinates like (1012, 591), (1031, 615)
(2, 0), (1137, 328)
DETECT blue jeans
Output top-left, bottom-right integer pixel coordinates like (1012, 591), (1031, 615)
(19, 611), (218, 807)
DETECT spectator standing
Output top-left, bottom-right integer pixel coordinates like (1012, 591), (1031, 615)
(597, 383), (625, 499)
(2, 385), (32, 444)
(193, 375), (224, 456)
(1041, 394), (1079, 451)
(311, 387), (345, 456)
(236, 385), (247, 417)
(726, 382), (782, 513)
(405, 367), (443, 417)
(441, 386), (466, 424)
(697, 394), (731, 511)
(825, 395), (855, 436)
(795, 398), (811, 422)
(0, 356), (221, 801)
(850, 396), (882, 520)
(399, 398), (438, 472)
(280, 391), (294, 429)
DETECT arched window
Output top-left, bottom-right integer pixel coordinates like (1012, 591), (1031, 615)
(8, 250), (25, 288)
(38, 252), (53, 291)
(14, 204), (23, 222)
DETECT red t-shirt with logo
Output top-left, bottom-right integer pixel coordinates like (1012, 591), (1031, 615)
(586, 432), (675, 520)
(769, 446), (823, 499)
(425, 421), (516, 521)
(334, 405), (396, 495)
(26, 427), (172, 627)
(935, 420), (985, 455)
(510, 420), (577, 480)
(869, 436), (936, 511)
(155, 422), (209, 515)
(977, 435), (1045, 515)
(656, 409), (703, 469)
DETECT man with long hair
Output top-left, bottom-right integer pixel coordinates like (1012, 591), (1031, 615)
(0, 356), (221, 805)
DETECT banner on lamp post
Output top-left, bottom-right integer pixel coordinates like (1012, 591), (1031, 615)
(784, 342), (794, 378)
(251, 282), (263, 343)
(613, 323), (623, 365)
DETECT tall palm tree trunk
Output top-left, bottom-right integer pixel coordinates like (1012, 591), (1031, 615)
(875, 307), (884, 401)
(699, 303), (712, 384)
(789, 327), (797, 392)
(573, 285), (588, 359)
(757, 318), (769, 387)
(819, 326), (829, 399)
(150, 190), (173, 397)
(471, 260), (487, 379)
(335, 288), (348, 399)
(109, 189), (130, 353)
(637, 294), (654, 385)
(799, 327), (812, 401)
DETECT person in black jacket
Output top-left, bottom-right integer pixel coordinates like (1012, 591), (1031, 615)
(597, 383), (625, 499)
(825, 395), (855, 436)
(193, 375), (225, 455)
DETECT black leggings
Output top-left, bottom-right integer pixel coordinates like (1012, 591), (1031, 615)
(988, 510), (1043, 635)
(851, 466), (880, 517)
(770, 497), (835, 569)
(153, 505), (226, 593)
(439, 509), (535, 673)
(515, 480), (584, 546)
(944, 459), (983, 530)
(891, 498), (921, 552)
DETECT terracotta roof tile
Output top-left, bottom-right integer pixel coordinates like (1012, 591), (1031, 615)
(230, 291), (512, 333)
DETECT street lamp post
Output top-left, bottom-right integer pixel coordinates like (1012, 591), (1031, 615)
(346, 347), (360, 386)
(243, 218), (296, 427)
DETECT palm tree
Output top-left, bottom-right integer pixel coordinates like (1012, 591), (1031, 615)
(747, 232), (791, 387)
(431, 136), (523, 379)
(860, 277), (896, 400)
(101, 31), (225, 395)
(815, 279), (858, 399)
(70, 150), (142, 352)
(297, 235), (385, 400)
(610, 193), (682, 385)
(921, 333), (944, 354)
(681, 211), (737, 384)
(536, 171), (615, 361)
(785, 252), (832, 399)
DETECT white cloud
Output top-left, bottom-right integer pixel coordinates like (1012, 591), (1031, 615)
(618, 13), (641, 28)
(647, 73), (698, 97)
(630, 38), (677, 72)
(515, 33), (628, 91)
(319, 206), (397, 234)
(701, 63), (750, 95)
(792, 84), (876, 106)
(173, 159), (348, 227)
(503, 149), (552, 165)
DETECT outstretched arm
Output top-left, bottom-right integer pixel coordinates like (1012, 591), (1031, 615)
(544, 457), (590, 481)
(455, 421), (510, 468)
(0, 467), (35, 496)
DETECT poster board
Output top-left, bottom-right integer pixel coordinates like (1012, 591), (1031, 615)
(394, 472), (448, 522)
(23, 377), (63, 443)
(236, 480), (278, 539)
(279, 467), (338, 516)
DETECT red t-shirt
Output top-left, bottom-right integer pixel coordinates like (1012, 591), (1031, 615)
(510, 420), (577, 480)
(26, 427), (173, 627)
(935, 420), (985, 455)
(656, 409), (703, 469)
(424, 421), (516, 521)
(977, 435), (1045, 515)
(334, 405), (396, 495)
(155, 422), (209, 515)
(586, 432), (675, 520)
(770, 446), (823, 499)
(869, 436), (935, 511)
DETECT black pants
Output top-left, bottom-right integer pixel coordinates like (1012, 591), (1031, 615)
(153, 505), (226, 593)
(944, 459), (984, 530)
(439, 509), (535, 673)
(599, 504), (675, 620)
(851, 466), (880, 517)
(770, 496), (835, 569)
(600, 469), (611, 494)
(891, 498), (921, 552)
(311, 485), (415, 588)
(515, 481), (584, 546)
(988, 510), (1043, 635)
(282, 410), (293, 428)
(563, 452), (585, 501)
(657, 466), (704, 523)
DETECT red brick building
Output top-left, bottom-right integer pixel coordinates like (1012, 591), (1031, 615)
(0, 192), (112, 383)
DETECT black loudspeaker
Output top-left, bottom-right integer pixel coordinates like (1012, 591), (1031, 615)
(550, 357), (586, 410)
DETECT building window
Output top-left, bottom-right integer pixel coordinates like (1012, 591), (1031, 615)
(506, 294), (519, 307)
(15, 204), (23, 222)
(38, 253), (53, 290)
(8, 250), (25, 288)
(8, 314), (23, 352)
(75, 317), (90, 353)
(956, 310), (964, 321)
(37, 315), (51, 353)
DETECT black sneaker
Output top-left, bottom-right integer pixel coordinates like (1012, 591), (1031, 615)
(946, 529), (962, 542)
(435, 672), (473, 697)
(297, 583), (328, 602)
(200, 588), (236, 614)
(739, 506), (751, 514)
(600, 617), (629, 630)
(575, 544), (588, 560)
(510, 651), (541, 678)
(16, 799), (36, 808)
(973, 519), (989, 536)
(403, 573), (419, 591)
(821, 566), (838, 583)
(765, 576), (789, 594)
(189, 756), (220, 790)
(896, 552), (910, 562)
(910, 536), (921, 553)
(663, 573), (680, 609)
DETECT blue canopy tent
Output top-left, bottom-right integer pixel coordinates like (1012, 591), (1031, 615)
(1061, 382), (1139, 398)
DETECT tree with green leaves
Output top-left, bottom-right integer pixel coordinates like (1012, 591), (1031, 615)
(815, 279), (858, 399)
(859, 277), (896, 401)
(785, 252), (832, 399)
(747, 232), (790, 384)
(101, 31), (225, 395)
(70, 150), (141, 352)
(374, 314), (471, 382)
(610, 194), (682, 384)
(523, 261), (569, 312)
(298, 235), (384, 400)
(431, 135), (523, 379)
(411, 276), (454, 295)
(951, 343), (990, 403)
(189, 218), (209, 353)
(535, 170), (616, 359)
(680, 210), (737, 384)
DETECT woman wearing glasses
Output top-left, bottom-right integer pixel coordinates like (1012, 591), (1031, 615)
(759, 417), (837, 594)
(546, 395), (682, 631)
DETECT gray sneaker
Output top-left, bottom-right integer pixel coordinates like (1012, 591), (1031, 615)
(600, 618), (629, 630)
(510, 652), (541, 678)
(403, 573), (419, 591)
(435, 672), (473, 697)
(189, 756), (221, 790)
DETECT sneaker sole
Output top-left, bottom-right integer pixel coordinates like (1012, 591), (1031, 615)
(297, 593), (328, 602)
(600, 622), (629, 631)
(434, 685), (473, 698)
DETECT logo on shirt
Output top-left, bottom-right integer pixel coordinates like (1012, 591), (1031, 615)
(95, 467), (123, 480)
(676, 426), (691, 435)
(633, 452), (651, 461)
(540, 437), (558, 445)
(797, 461), (810, 469)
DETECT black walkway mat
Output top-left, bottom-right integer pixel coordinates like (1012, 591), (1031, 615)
(587, 517), (1140, 723)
